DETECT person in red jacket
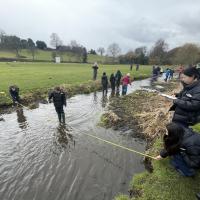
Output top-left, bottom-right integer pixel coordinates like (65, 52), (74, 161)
(122, 73), (131, 95)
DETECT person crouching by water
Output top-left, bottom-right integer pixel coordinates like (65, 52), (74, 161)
(122, 73), (131, 95)
(170, 67), (200, 127)
(101, 72), (108, 96)
(49, 87), (66, 124)
(155, 122), (200, 177)
(9, 85), (20, 105)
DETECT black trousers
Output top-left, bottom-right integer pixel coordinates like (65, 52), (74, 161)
(55, 106), (65, 123)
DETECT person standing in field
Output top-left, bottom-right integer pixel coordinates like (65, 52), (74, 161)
(101, 72), (108, 96)
(122, 73), (131, 95)
(136, 64), (139, 71)
(49, 87), (66, 124)
(92, 62), (99, 80)
(130, 63), (133, 71)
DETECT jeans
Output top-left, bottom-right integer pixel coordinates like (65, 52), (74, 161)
(122, 85), (127, 95)
(170, 153), (195, 177)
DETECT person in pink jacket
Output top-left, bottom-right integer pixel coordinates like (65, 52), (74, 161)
(122, 73), (131, 95)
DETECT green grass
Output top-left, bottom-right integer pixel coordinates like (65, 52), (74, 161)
(0, 62), (152, 105)
(0, 49), (111, 63)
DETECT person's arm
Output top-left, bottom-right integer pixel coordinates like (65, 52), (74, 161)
(173, 93), (200, 111)
(155, 149), (169, 160)
(62, 93), (67, 106)
(48, 92), (53, 103)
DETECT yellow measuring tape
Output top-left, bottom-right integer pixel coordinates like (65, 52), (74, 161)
(83, 132), (156, 160)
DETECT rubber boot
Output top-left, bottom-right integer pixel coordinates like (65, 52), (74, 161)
(57, 112), (62, 123)
(61, 113), (65, 124)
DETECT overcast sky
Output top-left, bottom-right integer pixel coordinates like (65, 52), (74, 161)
(1, 0), (200, 53)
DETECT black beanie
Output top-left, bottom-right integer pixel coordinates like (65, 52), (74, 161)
(183, 67), (200, 79)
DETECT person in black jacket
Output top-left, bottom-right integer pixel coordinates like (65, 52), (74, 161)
(170, 67), (200, 126)
(9, 85), (20, 105)
(49, 87), (66, 124)
(101, 72), (108, 96)
(115, 70), (122, 91)
(155, 122), (200, 177)
(110, 73), (116, 94)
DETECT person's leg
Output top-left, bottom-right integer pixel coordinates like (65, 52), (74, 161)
(55, 107), (62, 123)
(102, 88), (105, 96)
(61, 112), (65, 124)
(122, 85), (125, 95)
(124, 85), (128, 95)
(105, 86), (108, 95)
(170, 154), (195, 177)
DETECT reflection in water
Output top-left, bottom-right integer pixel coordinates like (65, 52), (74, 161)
(116, 87), (120, 97)
(52, 124), (75, 154)
(101, 95), (108, 108)
(93, 91), (98, 105)
(0, 116), (5, 121)
(110, 90), (115, 97)
(16, 107), (28, 129)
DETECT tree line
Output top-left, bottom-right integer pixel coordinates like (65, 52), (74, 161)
(0, 29), (200, 65)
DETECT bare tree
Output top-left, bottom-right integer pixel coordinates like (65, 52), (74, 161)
(50, 33), (62, 49)
(27, 38), (37, 61)
(97, 47), (105, 56)
(70, 40), (79, 48)
(174, 43), (200, 65)
(0, 29), (5, 43)
(149, 39), (168, 64)
(107, 43), (121, 58)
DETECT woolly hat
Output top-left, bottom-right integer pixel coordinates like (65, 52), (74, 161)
(183, 67), (199, 79)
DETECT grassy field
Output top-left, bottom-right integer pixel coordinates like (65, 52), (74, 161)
(0, 62), (152, 105)
(0, 50), (112, 63)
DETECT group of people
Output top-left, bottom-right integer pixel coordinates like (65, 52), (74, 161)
(4, 64), (200, 198)
(7, 85), (67, 124)
(130, 63), (139, 71)
(154, 67), (200, 199)
(7, 64), (133, 126)
(92, 62), (132, 96)
(101, 71), (132, 96)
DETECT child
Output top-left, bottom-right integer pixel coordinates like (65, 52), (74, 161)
(101, 72), (108, 96)
(155, 122), (200, 177)
(122, 73), (131, 95)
